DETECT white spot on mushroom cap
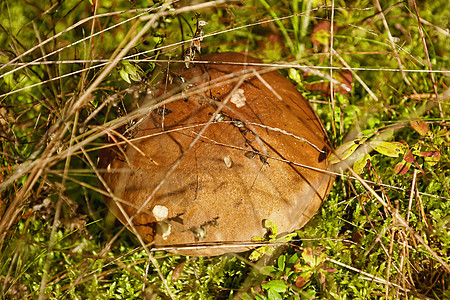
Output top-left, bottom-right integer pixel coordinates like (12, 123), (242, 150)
(224, 156), (232, 168)
(152, 205), (168, 221)
(230, 88), (246, 108)
(158, 221), (172, 240)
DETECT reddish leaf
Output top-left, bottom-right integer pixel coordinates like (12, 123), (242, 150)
(410, 120), (429, 136)
(404, 150), (414, 163)
(334, 70), (353, 94)
(171, 262), (186, 282)
(262, 34), (285, 60)
(425, 153), (441, 166)
(414, 151), (440, 158)
(251, 286), (265, 297)
(322, 266), (337, 273)
(318, 270), (326, 290)
(295, 271), (313, 288)
(305, 81), (329, 93)
(305, 70), (353, 95)
(394, 160), (411, 175)
(315, 246), (325, 253)
(413, 150), (441, 166)
(417, 151), (441, 166)
(311, 21), (337, 46)
(295, 276), (307, 288)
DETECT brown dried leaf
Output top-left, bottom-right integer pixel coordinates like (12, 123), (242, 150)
(410, 120), (429, 136)
(171, 262), (186, 282)
(404, 150), (414, 163)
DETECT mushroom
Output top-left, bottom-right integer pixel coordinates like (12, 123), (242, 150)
(98, 52), (334, 256)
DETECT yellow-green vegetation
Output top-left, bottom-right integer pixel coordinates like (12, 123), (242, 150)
(0, 0), (448, 299)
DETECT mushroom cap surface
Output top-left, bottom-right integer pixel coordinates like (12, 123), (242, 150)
(99, 52), (334, 256)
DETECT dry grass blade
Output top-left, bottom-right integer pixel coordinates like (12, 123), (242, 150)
(373, 0), (417, 94)
(409, 0), (444, 119)
(344, 163), (450, 273)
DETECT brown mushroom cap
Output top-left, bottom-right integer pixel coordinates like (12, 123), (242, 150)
(98, 52), (334, 256)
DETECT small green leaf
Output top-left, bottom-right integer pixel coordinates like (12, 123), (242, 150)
(302, 247), (315, 266)
(370, 141), (405, 157)
(267, 289), (282, 300)
(119, 69), (131, 84)
(260, 266), (276, 275)
(263, 219), (278, 239)
(353, 153), (370, 174)
(329, 140), (363, 164)
(317, 252), (328, 264)
(284, 268), (294, 277)
(367, 116), (381, 128)
(120, 60), (141, 83)
(148, 62), (156, 72)
(294, 263), (312, 273)
(249, 246), (268, 262)
(251, 236), (266, 242)
(288, 252), (301, 265)
(261, 280), (288, 293)
(276, 232), (297, 243)
(277, 255), (286, 270)
(288, 68), (302, 83)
